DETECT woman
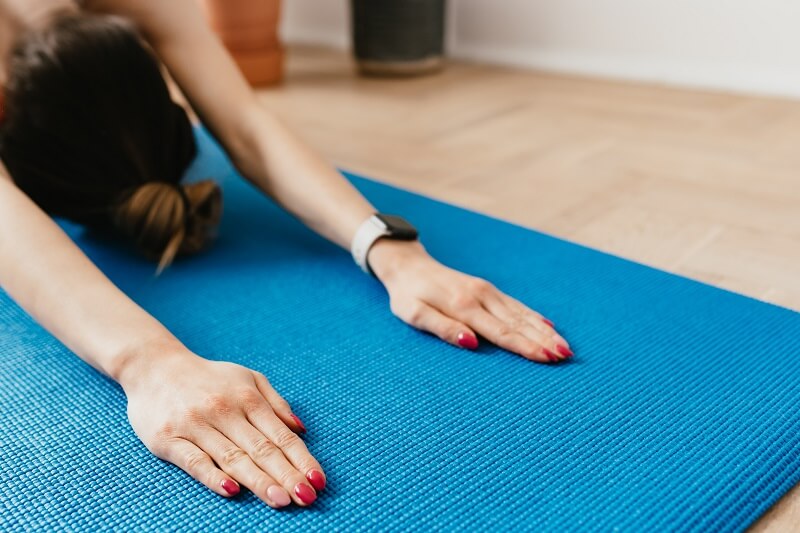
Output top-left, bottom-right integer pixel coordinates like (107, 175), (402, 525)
(0, 0), (573, 509)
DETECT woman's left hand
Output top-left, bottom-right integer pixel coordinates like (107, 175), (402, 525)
(368, 240), (573, 363)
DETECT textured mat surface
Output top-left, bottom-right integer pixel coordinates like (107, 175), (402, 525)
(2, 128), (800, 532)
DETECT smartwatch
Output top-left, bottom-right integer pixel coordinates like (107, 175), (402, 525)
(351, 213), (418, 274)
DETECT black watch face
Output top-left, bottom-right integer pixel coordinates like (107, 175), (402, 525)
(376, 214), (418, 240)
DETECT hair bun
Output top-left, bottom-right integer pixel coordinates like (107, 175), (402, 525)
(114, 180), (222, 272)
(180, 180), (223, 254)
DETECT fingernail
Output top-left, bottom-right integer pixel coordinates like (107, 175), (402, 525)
(294, 483), (317, 505)
(306, 469), (326, 491)
(542, 318), (555, 328)
(457, 331), (479, 350)
(556, 344), (574, 358)
(290, 414), (307, 434)
(543, 348), (559, 363)
(267, 485), (291, 507)
(221, 479), (240, 496)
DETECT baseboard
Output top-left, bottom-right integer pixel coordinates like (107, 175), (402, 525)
(282, 28), (349, 51)
(279, 33), (800, 99)
(449, 43), (800, 99)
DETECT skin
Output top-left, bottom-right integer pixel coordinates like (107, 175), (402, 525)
(0, 0), (573, 509)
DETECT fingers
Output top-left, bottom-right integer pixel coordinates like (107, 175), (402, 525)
(247, 408), (326, 493)
(162, 383), (325, 509)
(468, 308), (555, 363)
(248, 376), (326, 495)
(421, 277), (574, 364)
(394, 300), (479, 350)
(497, 292), (562, 337)
(160, 437), (243, 499)
(507, 298), (573, 359)
(252, 372), (307, 435)
(219, 413), (322, 507)
(495, 292), (556, 333)
(481, 293), (573, 362)
(192, 425), (299, 508)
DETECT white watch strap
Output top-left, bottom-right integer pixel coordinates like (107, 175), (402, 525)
(351, 215), (390, 274)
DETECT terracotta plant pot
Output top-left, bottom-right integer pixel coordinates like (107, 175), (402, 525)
(197, 0), (284, 87)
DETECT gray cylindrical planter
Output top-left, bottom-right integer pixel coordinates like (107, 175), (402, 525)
(351, 0), (446, 77)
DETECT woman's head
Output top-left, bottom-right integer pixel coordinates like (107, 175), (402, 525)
(0, 13), (221, 271)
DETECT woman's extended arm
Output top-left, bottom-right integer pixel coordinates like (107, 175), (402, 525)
(0, 165), (325, 507)
(92, 0), (572, 363)
(0, 165), (178, 381)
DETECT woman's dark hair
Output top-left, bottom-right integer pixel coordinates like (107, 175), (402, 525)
(0, 13), (222, 271)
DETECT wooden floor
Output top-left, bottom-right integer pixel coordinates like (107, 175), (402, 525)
(255, 46), (800, 530)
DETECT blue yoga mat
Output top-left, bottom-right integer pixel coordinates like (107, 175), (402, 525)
(2, 127), (799, 531)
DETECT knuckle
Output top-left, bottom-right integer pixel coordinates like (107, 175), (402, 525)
(182, 407), (208, 427)
(524, 308), (541, 320)
(205, 394), (232, 416)
(401, 301), (427, 326)
(508, 313), (527, 331)
(272, 427), (301, 449)
(275, 466), (299, 487)
(523, 343), (542, 359)
(298, 459), (320, 475)
(147, 439), (167, 458)
(468, 278), (492, 294)
(184, 451), (209, 473)
(155, 422), (176, 441)
(239, 389), (264, 411)
(250, 475), (272, 499)
(275, 397), (292, 413)
(220, 446), (248, 467)
(495, 324), (513, 339)
(251, 437), (278, 459)
(450, 293), (477, 311)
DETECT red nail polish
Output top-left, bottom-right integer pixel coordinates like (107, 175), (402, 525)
(221, 479), (240, 496)
(542, 318), (555, 328)
(294, 483), (317, 505)
(457, 331), (479, 350)
(556, 344), (574, 358)
(306, 469), (326, 491)
(543, 349), (559, 363)
(290, 414), (307, 434)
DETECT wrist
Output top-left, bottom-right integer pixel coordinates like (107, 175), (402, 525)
(367, 238), (428, 284)
(112, 336), (198, 392)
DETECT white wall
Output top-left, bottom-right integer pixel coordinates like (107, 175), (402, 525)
(282, 0), (800, 99)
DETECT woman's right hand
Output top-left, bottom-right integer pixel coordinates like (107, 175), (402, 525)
(118, 345), (325, 508)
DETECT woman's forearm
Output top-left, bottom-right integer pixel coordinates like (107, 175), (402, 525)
(111, 0), (411, 259)
(0, 171), (186, 386)
(236, 108), (376, 249)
